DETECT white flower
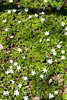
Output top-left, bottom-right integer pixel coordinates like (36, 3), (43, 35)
(49, 93), (54, 99)
(18, 20), (21, 24)
(34, 13), (38, 17)
(23, 96), (28, 100)
(23, 56), (25, 59)
(40, 39), (42, 43)
(14, 90), (19, 96)
(10, 60), (13, 64)
(28, 15), (32, 19)
(40, 75), (44, 79)
(5, 28), (8, 32)
(60, 41), (63, 44)
(14, 62), (18, 66)
(51, 48), (55, 52)
(8, 10), (11, 14)
(3, 90), (10, 96)
(10, 35), (14, 39)
(23, 77), (28, 81)
(61, 50), (65, 54)
(54, 90), (58, 95)
(44, 0), (48, 3)
(65, 27), (67, 31)
(44, 31), (50, 36)
(18, 83), (22, 88)
(47, 59), (53, 64)
(61, 22), (66, 27)
(54, 59), (57, 62)
(3, 19), (7, 23)
(9, 0), (13, 3)
(31, 70), (36, 76)
(11, 80), (15, 84)
(13, 9), (16, 13)
(47, 38), (50, 41)
(5, 70), (10, 75)
(61, 56), (65, 60)
(42, 68), (47, 73)
(17, 66), (21, 70)
(56, 7), (61, 10)
(57, 44), (61, 48)
(49, 79), (53, 84)
(24, 8), (29, 12)
(9, 69), (14, 74)
(41, 11), (45, 15)
(17, 48), (22, 53)
(41, 18), (45, 23)
(9, 65), (13, 69)
(53, 52), (56, 56)
(65, 32), (67, 35)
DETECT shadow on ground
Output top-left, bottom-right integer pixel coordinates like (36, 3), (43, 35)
(27, 6), (67, 16)
(0, 3), (67, 16)
(0, 3), (17, 11)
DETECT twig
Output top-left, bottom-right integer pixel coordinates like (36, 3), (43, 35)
(61, 0), (67, 8)
(61, 69), (67, 100)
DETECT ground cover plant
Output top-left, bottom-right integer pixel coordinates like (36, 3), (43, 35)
(0, 0), (67, 100)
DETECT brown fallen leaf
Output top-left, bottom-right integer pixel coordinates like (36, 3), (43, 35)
(18, 12), (22, 15)
(64, 88), (67, 94)
(26, 85), (33, 89)
(59, 90), (63, 96)
(0, 44), (3, 51)
(48, 54), (52, 59)
(52, 74), (62, 83)
(16, 77), (19, 80)
(32, 96), (40, 100)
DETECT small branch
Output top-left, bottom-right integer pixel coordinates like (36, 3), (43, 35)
(61, 69), (67, 100)
(61, 0), (67, 8)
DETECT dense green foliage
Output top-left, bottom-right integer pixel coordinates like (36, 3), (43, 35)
(20, 0), (64, 8)
(0, 0), (67, 100)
